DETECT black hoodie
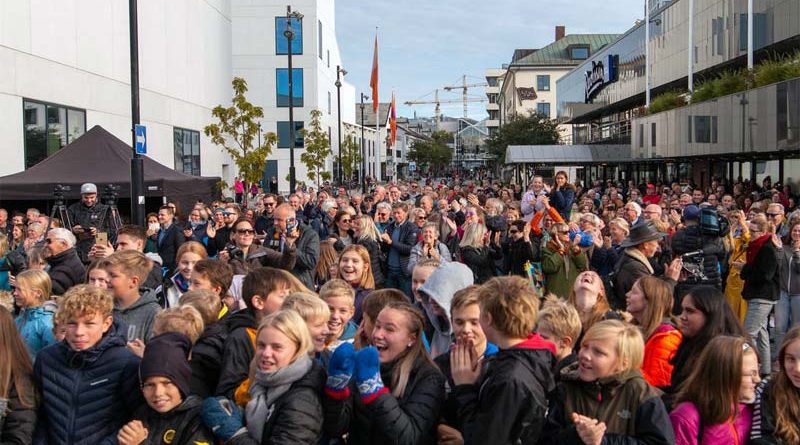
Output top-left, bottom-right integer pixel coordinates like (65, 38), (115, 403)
(215, 310), (258, 398)
(131, 395), (215, 445)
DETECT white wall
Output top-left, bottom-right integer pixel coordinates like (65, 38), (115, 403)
(0, 0), (233, 179)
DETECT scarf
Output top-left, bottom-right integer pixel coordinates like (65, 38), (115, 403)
(746, 234), (772, 266)
(173, 273), (190, 293)
(245, 354), (312, 442)
(623, 247), (654, 275)
(547, 239), (572, 276)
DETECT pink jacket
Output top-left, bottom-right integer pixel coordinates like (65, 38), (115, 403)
(670, 401), (752, 445)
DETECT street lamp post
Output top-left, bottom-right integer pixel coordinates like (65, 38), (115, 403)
(336, 65), (346, 185)
(285, 6), (303, 194)
(360, 93), (368, 193)
(128, 0), (145, 226)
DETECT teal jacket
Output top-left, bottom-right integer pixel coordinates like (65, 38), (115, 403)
(16, 302), (57, 358)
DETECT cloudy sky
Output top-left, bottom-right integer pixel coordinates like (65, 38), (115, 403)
(335, 0), (644, 119)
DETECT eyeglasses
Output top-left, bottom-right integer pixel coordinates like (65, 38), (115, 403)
(766, 212), (781, 218)
(509, 229), (519, 234)
(417, 216), (427, 221)
(236, 229), (255, 235)
(340, 219), (351, 224)
(264, 202), (275, 207)
(559, 230), (570, 235)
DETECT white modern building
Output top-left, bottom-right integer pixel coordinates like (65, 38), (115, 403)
(0, 0), (354, 195)
(484, 68), (504, 135)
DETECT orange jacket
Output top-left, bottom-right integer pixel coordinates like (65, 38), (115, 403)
(641, 323), (682, 388)
(530, 207), (565, 237)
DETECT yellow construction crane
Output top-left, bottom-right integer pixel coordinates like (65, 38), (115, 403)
(404, 88), (486, 130)
(443, 75), (489, 118)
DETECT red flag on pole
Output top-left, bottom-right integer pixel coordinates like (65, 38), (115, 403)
(370, 35), (379, 113)
(390, 92), (397, 147)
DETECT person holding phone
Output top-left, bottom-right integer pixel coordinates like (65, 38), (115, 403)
(264, 204), (319, 290)
(219, 218), (296, 275)
(67, 183), (111, 264)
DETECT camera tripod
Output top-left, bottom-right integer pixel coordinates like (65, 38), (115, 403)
(48, 185), (73, 232)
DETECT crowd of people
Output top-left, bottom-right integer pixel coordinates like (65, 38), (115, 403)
(0, 172), (799, 445)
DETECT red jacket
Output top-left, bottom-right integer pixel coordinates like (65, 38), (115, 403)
(641, 323), (682, 388)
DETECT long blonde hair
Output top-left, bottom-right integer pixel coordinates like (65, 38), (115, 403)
(357, 214), (380, 242)
(459, 222), (487, 249)
(380, 302), (434, 398)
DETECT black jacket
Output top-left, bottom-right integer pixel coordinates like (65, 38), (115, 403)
(0, 376), (36, 444)
(355, 237), (385, 288)
(750, 378), (781, 445)
(131, 395), (214, 445)
(188, 312), (230, 398)
(741, 237), (781, 301)
(459, 245), (502, 284)
(227, 244), (296, 275)
(613, 249), (661, 305)
(383, 219), (420, 277)
(46, 248), (86, 295)
(206, 225), (232, 257)
(215, 311), (257, 398)
(502, 237), (539, 276)
(156, 224), (186, 273)
(455, 335), (556, 445)
(229, 362), (325, 445)
(670, 224), (725, 289)
(324, 357), (445, 445)
(33, 321), (143, 445)
(265, 224), (320, 290)
(67, 201), (111, 262)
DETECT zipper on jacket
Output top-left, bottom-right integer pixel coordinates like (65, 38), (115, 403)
(68, 365), (81, 443)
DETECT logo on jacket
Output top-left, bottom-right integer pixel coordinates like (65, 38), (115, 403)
(617, 409), (632, 420)
(163, 429), (176, 443)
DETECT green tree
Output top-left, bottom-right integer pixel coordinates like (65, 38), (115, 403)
(407, 131), (453, 175)
(486, 113), (560, 163)
(300, 109), (332, 188)
(340, 134), (362, 181)
(205, 77), (276, 201)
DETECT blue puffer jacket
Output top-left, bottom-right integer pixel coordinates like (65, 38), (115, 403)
(15, 302), (57, 358)
(33, 320), (143, 445)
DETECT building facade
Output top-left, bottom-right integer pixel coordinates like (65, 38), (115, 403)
(0, 0), (355, 196)
(484, 68), (504, 135)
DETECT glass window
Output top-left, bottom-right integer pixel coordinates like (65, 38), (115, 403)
(687, 115), (692, 143)
(638, 123), (644, 148)
(570, 47), (589, 60)
(318, 20), (323, 60)
(276, 68), (304, 107)
(537, 75), (550, 92)
(487, 77), (498, 87)
(711, 116), (718, 143)
(23, 99), (86, 169)
(651, 122), (656, 147)
(328, 91), (332, 115)
(275, 17), (302, 55)
(277, 121), (304, 148)
(739, 13), (768, 51)
(694, 116), (712, 143)
(173, 128), (201, 175)
(536, 102), (551, 116)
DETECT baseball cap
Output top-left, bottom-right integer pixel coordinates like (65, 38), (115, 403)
(80, 183), (98, 194)
(683, 205), (700, 220)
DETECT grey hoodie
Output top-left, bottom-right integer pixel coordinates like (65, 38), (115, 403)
(113, 289), (161, 343)
(417, 262), (474, 358)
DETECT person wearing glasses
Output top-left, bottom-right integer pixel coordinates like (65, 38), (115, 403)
(220, 218), (296, 276)
(43, 228), (86, 295)
(541, 222), (588, 299)
(373, 202), (393, 235)
(502, 219), (538, 277)
(767, 203), (787, 238)
(254, 194), (278, 236)
(266, 204), (320, 290)
(311, 199), (338, 241)
(329, 210), (354, 252)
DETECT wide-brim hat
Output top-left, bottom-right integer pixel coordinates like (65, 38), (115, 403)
(619, 221), (665, 248)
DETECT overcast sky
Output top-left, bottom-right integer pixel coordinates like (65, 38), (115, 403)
(335, 0), (644, 120)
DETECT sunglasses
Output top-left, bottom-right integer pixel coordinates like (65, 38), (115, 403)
(264, 202), (275, 207)
(766, 212), (781, 217)
(559, 230), (570, 235)
(417, 216), (427, 220)
(509, 229), (519, 234)
(340, 219), (351, 224)
(236, 229), (255, 235)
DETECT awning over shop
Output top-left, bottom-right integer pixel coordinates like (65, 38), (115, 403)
(505, 144), (632, 164)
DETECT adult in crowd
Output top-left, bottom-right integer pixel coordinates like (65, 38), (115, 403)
(458, 222), (501, 285)
(221, 218), (296, 276)
(67, 183), (111, 263)
(380, 202), (419, 297)
(329, 210), (354, 251)
(182, 207), (208, 245)
(502, 219), (538, 277)
(373, 202), (393, 234)
(254, 194), (278, 236)
(542, 222), (588, 299)
(0, 234), (25, 292)
(266, 204), (320, 290)
(520, 176), (547, 222)
(408, 222), (451, 274)
(774, 220), (800, 356)
(353, 214), (385, 289)
(549, 171), (576, 222)
(206, 205), (238, 257)
(739, 214), (781, 377)
(725, 210), (750, 323)
(670, 204), (726, 294)
(312, 199), (338, 241)
(156, 205), (186, 273)
(44, 228), (86, 295)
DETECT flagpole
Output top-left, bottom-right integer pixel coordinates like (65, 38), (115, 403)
(372, 28), (381, 183)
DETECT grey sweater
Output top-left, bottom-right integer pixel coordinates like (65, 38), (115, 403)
(113, 290), (162, 343)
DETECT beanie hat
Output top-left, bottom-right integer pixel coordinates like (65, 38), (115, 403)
(139, 332), (192, 397)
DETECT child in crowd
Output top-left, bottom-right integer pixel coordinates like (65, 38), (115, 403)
(87, 258), (112, 289)
(152, 305), (205, 344)
(33, 284), (143, 444)
(0, 306), (35, 444)
(13, 269), (57, 357)
(179, 288), (227, 398)
(417, 261), (474, 358)
(118, 332), (215, 445)
(751, 326), (800, 444)
(320, 278), (357, 351)
(215, 268), (295, 399)
(434, 284), (499, 442)
(455, 276), (556, 444)
(670, 335), (759, 444)
(164, 241), (208, 308)
(541, 319), (674, 445)
(281, 292), (331, 359)
(189, 259), (234, 319)
(107, 250), (161, 343)
(354, 288), (407, 349)
(537, 299), (582, 376)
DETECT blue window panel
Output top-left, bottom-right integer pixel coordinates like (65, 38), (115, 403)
(276, 69), (304, 107)
(277, 121), (304, 148)
(275, 17), (302, 55)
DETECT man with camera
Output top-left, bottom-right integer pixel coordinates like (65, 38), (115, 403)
(670, 204), (726, 302)
(218, 217), (296, 275)
(67, 183), (111, 264)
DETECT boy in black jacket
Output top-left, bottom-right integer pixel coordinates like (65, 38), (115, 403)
(453, 276), (556, 445)
(536, 300), (582, 379)
(118, 332), (214, 445)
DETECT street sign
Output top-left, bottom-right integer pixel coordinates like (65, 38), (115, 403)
(409, 161), (416, 172)
(135, 125), (147, 154)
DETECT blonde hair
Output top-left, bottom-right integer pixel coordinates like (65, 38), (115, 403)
(176, 241), (208, 263)
(537, 300), (582, 344)
(153, 306), (205, 344)
(106, 249), (152, 281)
(478, 276), (539, 338)
(459, 222), (487, 249)
(357, 214), (380, 242)
(582, 319), (645, 371)
(337, 244), (375, 289)
(56, 284), (114, 325)
(281, 292), (331, 323)
(319, 278), (355, 305)
(608, 218), (630, 234)
(256, 310), (313, 363)
(0, 234), (8, 257)
(15, 269), (52, 305)
(450, 285), (482, 315)
(179, 289), (222, 326)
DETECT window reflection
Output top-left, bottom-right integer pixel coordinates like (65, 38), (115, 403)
(23, 99), (86, 169)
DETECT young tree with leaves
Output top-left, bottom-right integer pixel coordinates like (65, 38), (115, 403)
(299, 109), (332, 189)
(340, 134), (362, 182)
(407, 131), (453, 175)
(485, 113), (560, 163)
(205, 77), (276, 203)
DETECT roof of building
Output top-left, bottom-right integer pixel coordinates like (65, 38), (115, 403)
(355, 102), (391, 127)
(510, 34), (619, 67)
(505, 144), (632, 164)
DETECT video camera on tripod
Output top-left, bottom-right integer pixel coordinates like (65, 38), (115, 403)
(680, 250), (707, 284)
(49, 185), (73, 231)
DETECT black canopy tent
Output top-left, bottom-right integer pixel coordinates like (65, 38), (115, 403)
(0, 126), (219, 214)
